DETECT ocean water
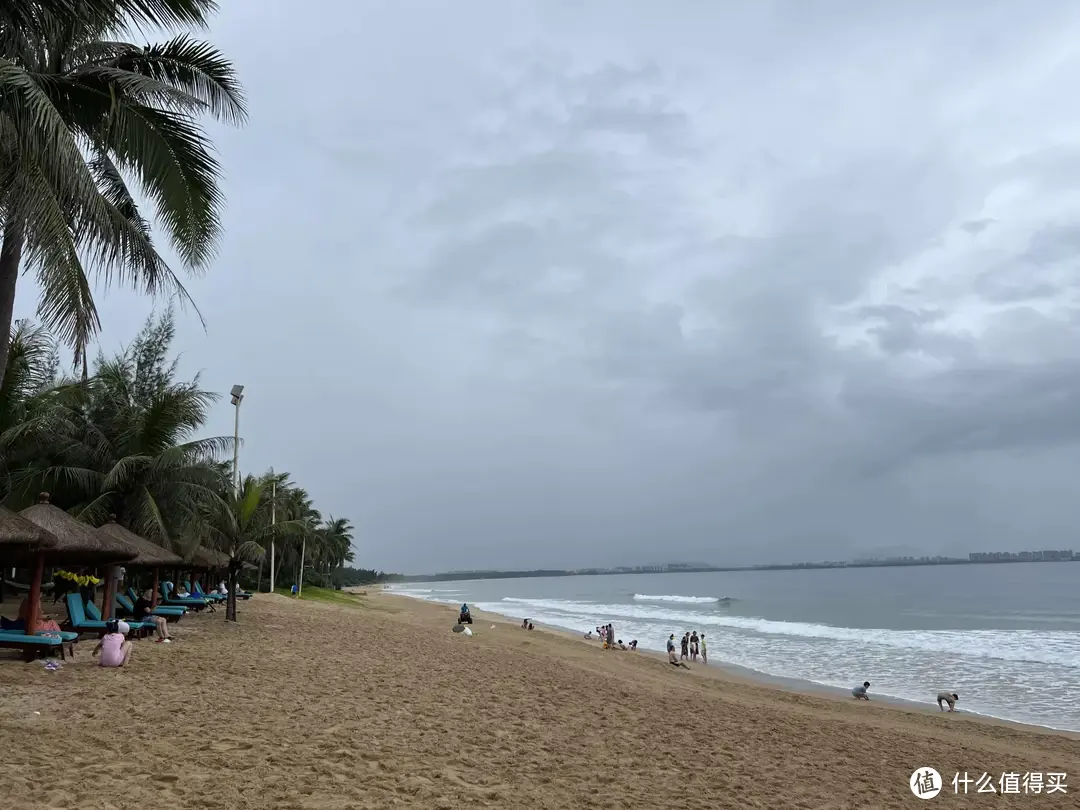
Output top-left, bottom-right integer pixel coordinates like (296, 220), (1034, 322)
(389, 563), (1080, 731)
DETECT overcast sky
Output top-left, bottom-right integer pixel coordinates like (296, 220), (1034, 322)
(15, 1), (1080, 573)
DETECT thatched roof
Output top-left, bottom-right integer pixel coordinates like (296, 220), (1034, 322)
(20, 493), (138, 563)
(189, 545), (231, 570)
(0, 505), (57, 550)
(97, 517), (183, 567)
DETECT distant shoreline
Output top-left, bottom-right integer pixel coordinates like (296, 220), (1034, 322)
(398, 556), (1079, 582)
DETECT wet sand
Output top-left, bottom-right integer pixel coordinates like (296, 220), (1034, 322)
(1, 592), (1077, 809)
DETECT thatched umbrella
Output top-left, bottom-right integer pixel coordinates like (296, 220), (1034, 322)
(0, 506), (57, 551)
(0, 506), (58, 627)
(187, 546), (231, 596)
(20, 493), (137, 628)
(98, 516), (184, 612)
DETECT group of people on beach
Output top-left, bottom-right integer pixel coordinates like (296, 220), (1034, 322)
(852, 681), (960, 712)
(584, 624), (637, 651)
(677, 630), (706, 663)
(662, 631), (707, 668)
(665, 631), (706, 668)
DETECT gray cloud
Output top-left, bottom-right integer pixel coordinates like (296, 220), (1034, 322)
(16, 1), (1080, 571)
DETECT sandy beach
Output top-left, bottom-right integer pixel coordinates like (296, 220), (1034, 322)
(1, 592), (1078, 809)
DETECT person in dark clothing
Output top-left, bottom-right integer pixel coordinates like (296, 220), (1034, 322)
(134, 589), (171, 643)
(680, 633), (689, 660)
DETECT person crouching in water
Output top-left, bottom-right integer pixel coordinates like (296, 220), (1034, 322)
(937, 691), (959, 712)
(852, 681), (870, 700)
(93, 619), (132, 668)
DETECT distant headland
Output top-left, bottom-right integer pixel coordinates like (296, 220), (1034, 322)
(398, 548), (1078, 582)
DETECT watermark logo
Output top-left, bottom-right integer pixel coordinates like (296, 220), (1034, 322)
(910, 768), (942, 799)
(908, 769), (1068, 798)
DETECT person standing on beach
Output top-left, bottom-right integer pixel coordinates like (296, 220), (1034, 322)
(700, 633), (707, 664)
(680, 633), (689, 661)
(690, 631), (699, 662)
(852, 681), (870, 700)
(937, 691), (959, 711)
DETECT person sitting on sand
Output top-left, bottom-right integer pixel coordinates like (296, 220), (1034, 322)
(628, 640), (638, 651)
(617, 639), (627, 650)
(584, 630), (593, 639)
(937, 691), (959, 712)
(667, 634), (678, 663)
(522, 618), (529, 629)
(852, 681), (870, 700)
(133, 589), (172, 643)
(92, 619), (132, 668)
(527, 622), (534, 630)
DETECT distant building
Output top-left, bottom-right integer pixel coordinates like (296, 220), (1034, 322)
(968, 550), (1073, 563)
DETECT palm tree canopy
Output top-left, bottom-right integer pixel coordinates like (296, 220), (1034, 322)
(0, 0), (245, 385)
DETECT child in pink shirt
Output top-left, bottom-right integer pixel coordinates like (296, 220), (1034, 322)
(92, 620), (132, 668)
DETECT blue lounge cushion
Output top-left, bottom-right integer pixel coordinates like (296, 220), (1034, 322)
(65, 593), (110, 630)
(0, 631), (62, 646)
(116, 593), (184, 618)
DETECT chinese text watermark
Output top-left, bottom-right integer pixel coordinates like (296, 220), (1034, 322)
(910, 768), (1067, 798)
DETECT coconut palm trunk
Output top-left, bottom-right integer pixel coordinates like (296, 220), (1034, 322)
(0, 225), (26, 392)
(226, 561), (239, 622)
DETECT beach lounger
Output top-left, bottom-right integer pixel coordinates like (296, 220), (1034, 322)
(63, 593), (110, 637)
(193, 581), (252, 602)
(155, 583), (209, 611)
(0, 617), (78, 659)
(83, 600), (154, 638)
(188, 581), (224, 601)
(115, 593), (185, 621)
(0, 630), (72, 661)
(190, 582), (229, 602)
(1, 617), (79, 643)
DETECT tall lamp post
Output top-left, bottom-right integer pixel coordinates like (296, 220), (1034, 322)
(230, 384), (244, 495)
(297, 516), (313, 598)
(269, 472), (276, 593)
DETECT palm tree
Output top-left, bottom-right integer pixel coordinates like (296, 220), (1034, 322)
(316, 516), (355, 585)
(1, 315), (367, 609)
(0, 0), (245, 387)
(1, 311), (230, 553)
(201, 475), (304, 621)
